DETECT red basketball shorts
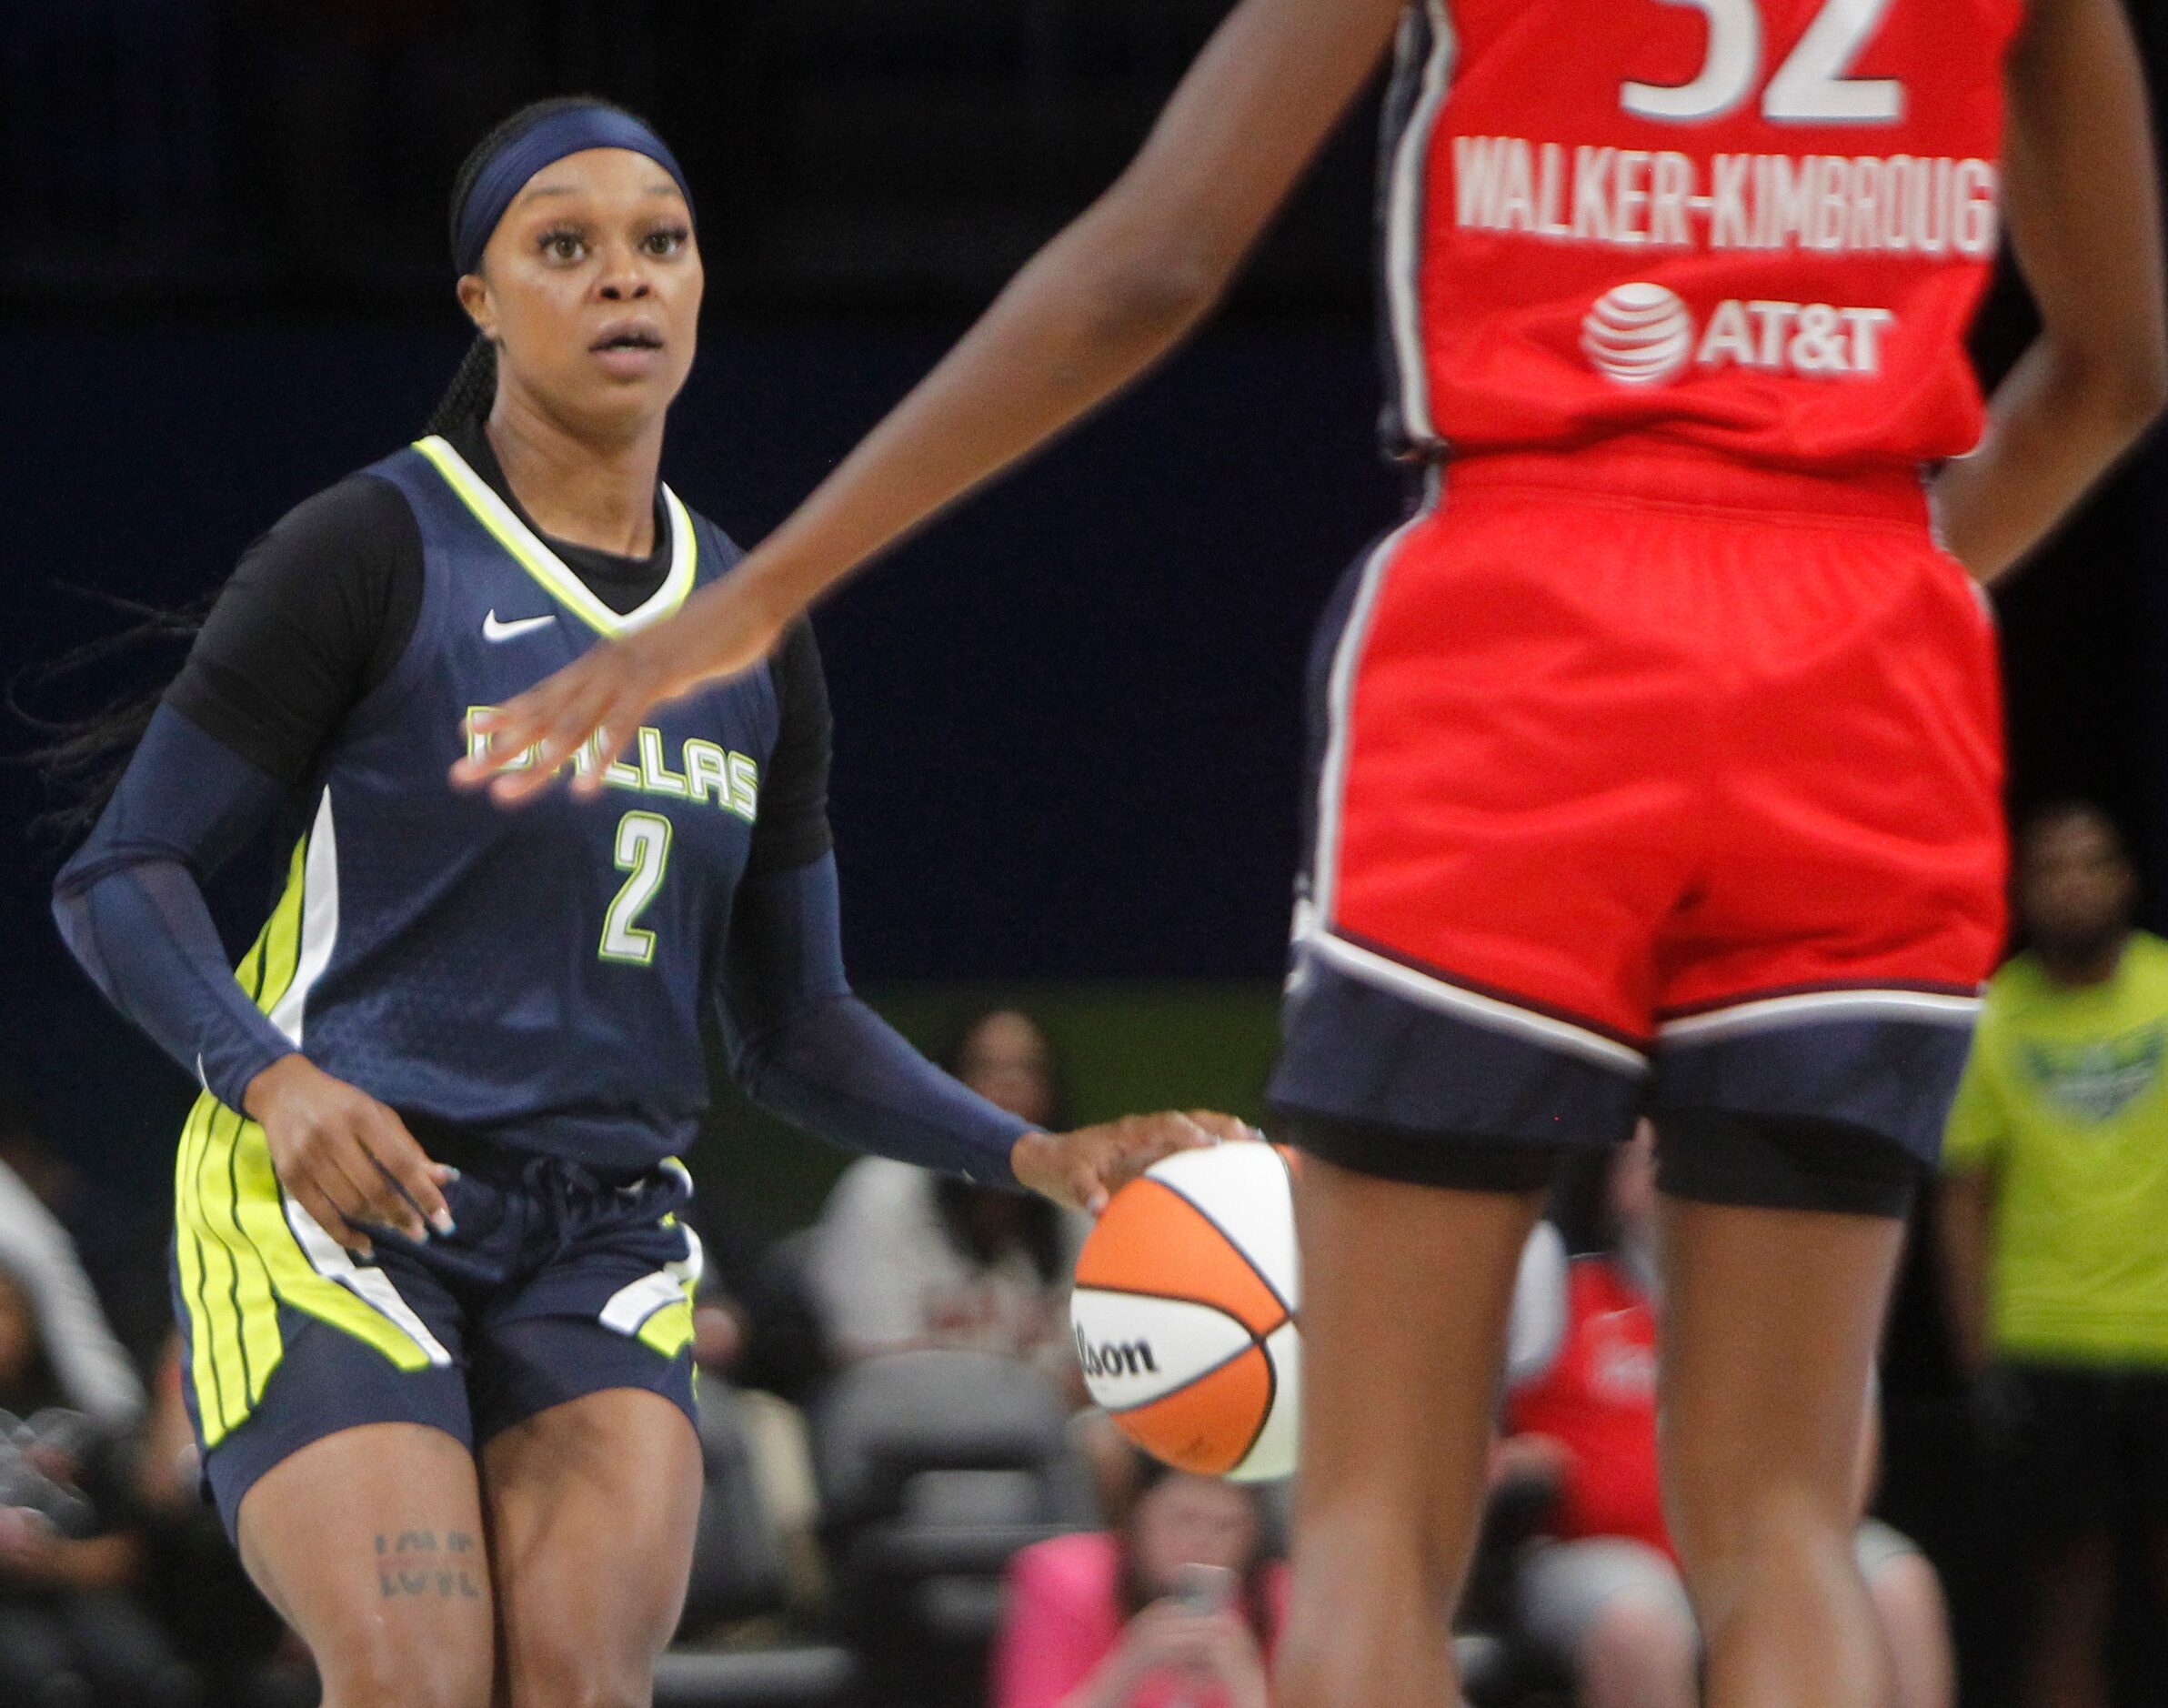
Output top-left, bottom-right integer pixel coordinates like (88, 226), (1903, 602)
(1269, 445), (2006, 1166)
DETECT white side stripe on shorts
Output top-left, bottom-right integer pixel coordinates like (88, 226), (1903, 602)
(1310, 474), (1440, 932)
(281, 1194), (454, 1366)
(1302, 929), (1649, 1074)
(1658, 988), (1983, 1045)
(598, 1225), (705, 1337)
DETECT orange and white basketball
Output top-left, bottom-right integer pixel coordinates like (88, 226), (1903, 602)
(1070, 1140), (1300, 1482)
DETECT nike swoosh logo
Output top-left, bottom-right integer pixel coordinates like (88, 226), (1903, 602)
(483, 611), (557, 642)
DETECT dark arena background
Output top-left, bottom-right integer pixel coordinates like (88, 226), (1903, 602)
(3, 4), (2165, 1705)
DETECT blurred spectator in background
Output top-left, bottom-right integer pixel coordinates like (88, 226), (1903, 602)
(687, 1192), (832, 1407)
(1937, 801), (2168, 1708)
(1501, 1125), (1952, 1708)
(991, 1451), (1281, 1708)
(0, 1152), (141, 1434)
(133, 1335), (308, 1708)
(811, 1010), (1082, 1378)
(0, 1261), (198, 1708)
(682, 1232), (829, 1630)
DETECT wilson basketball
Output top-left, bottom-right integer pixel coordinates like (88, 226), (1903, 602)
(1069, 1140), (1300, 1482)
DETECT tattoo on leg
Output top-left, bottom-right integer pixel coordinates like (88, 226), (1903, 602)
(375, 1529), (484, 1600)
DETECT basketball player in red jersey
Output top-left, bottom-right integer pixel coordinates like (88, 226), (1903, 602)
(460, 2), (2166, 1703)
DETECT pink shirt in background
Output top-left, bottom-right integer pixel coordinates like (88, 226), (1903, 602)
(991, 1532), (1289, 1708)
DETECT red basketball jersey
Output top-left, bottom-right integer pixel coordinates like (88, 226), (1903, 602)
(1505, 1257), (1671, 1557)
(1380, 0), (2024, 469)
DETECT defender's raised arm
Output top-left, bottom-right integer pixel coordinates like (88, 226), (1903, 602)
(455, 0), (1410, 800)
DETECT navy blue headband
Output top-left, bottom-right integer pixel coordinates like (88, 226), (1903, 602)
(454, 105), (692, 276)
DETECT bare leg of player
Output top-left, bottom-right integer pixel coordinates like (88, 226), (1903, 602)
(1658, 1201), (1907, 1708)
(1274, 1157), (1545, 1708)
(482, 1389), (703, 1708)
(236, 1423), (495, 1708)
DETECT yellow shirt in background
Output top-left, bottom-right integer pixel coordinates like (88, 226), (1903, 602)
(1943, 931), (2168, 1368)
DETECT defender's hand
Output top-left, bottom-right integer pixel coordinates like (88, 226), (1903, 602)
(244, 1056), (456, 1255)
(450, 575), (787, 807)
(1012, 1110), (1255, 1215)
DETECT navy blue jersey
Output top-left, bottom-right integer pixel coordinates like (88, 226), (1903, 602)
(231, 435), (777, 1168)
(60, 420), (1027, 1194)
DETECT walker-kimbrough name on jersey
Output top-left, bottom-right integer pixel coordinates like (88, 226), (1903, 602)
(1450, 136), (1999, 259)
(466, 708), (760, 821)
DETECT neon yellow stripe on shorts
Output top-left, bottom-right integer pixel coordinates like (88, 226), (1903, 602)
(174, 1095), (236, 1440)
(175, 826), (437, 1446)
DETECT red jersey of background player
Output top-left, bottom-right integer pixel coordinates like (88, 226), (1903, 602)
(1506, 1256), (1671, 1559)
(1381, 0), (2025, 469)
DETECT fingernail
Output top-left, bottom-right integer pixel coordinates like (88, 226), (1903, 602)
(438, 1167), (462, 1182)
(431, 1211), (457, 1237)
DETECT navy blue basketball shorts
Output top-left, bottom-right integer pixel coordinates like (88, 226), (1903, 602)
(170, 1100), (703, 1540)
(1269, 471), (2006, 1218)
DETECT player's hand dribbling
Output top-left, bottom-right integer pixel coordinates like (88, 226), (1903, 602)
(244, 1056), (457, 1255)
(1012, 1110), (1256, 1216)
(451, 572), (788, 806)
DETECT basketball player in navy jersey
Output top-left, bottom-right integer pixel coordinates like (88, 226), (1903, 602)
(53, 100), (1235, 1708)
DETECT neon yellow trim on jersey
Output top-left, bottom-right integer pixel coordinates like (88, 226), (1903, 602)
(256, 839), (307, 1016)
(175, 830), (438, 1447)
(411, 435), (697, 638)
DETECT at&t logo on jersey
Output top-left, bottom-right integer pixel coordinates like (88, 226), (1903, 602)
(1582, 283), (1898, 387)
(1581, 284), (1695, 386)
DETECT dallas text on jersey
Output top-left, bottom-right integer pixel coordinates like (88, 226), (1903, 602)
(467, 709), (761, 822)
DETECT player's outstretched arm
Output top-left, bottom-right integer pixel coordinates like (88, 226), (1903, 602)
(1933, 0), (2168, 583)
(715, 852), (1250, 1211)
(456, 0), (1410, 802)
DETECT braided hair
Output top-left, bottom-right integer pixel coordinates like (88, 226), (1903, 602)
(14, 589), (215, 839)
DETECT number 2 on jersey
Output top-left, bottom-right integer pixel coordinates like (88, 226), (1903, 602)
(1623, 0), (1902, 125)
(601, 811), (672, 965)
